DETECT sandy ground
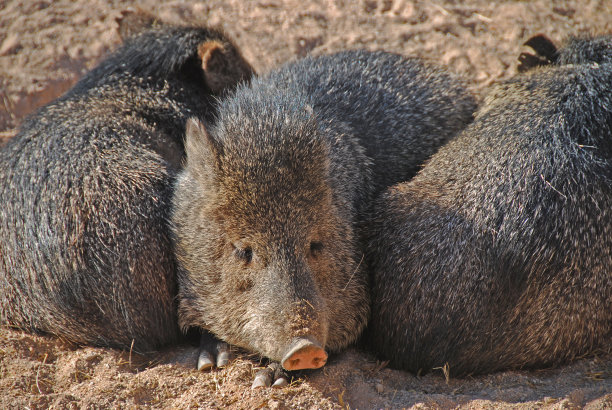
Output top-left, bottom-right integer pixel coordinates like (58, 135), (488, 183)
(1, 0), (611, 408)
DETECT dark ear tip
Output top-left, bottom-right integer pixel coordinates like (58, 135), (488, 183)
(518, 34), (559, 72)
(184, 117), (222, 167)
(185, 117), (215, 148)
(198, 41), (226, 64)
(523, 34), (555, 49)
(186, 117), (204, 137)
(523, 34), (559, 60)
(198, 38), (254, 96)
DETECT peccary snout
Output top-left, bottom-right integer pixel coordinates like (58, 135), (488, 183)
(281, 337), (328, 370)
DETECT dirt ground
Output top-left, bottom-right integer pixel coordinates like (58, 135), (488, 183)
(1, 0), (611, 408)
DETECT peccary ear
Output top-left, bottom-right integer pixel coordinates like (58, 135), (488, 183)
(518, 34), (559, 72)
(185, 117), (223, 171)
(198, 40), (254, 95)
(115, 8), (159, 41)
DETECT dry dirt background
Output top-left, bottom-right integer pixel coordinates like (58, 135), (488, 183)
(1, 0), (612, 408)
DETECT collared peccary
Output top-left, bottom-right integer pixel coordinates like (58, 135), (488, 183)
(0, 14), (253, 352)
(171, 50), (476, 384)
(365, 35), (612, 376)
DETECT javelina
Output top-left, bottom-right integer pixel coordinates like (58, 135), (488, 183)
(0, 14), (253, 352)
(366, 35), (612, 376)
(172, 50), (476, 385)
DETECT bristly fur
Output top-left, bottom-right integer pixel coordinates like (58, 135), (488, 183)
(365, 34), (612, 376)
(0, 17), (253, 353)
(172, 50), (476, 364)
(64, 26), (241, 95)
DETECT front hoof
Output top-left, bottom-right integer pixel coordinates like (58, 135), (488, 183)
(197, 332), (232, 371)
(252, 362), (290, 389)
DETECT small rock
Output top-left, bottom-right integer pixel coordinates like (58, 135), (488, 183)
(0, 34), (21, 56)
(73, 14), (90, 25)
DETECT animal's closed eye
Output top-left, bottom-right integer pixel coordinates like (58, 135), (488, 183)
(234, 246), (253, 264)
(309, 241), (324, 258)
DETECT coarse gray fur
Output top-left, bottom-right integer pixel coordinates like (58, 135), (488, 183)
(173, 50), (476, 365)
(366, 34), (612, 376)
(0, 19), (253, 352)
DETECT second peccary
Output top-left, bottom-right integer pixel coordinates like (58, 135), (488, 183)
(366, 35), (612, 376)
(172, 50), (476, 380)
(0, 15), (253, 352)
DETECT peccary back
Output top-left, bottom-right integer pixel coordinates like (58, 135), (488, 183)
(0, 19), (253, 352)
(172, 50), (476, 369)
(366, 35), (612, 376)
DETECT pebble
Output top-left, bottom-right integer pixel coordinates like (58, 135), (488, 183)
(0, 34), (20, 56)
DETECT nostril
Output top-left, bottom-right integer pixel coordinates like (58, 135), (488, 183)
(281, 337), (328, 371)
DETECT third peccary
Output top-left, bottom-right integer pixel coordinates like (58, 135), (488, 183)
(366, 34), (612, 376)
(172, 50), (476, 384)
(0, 14), (253, 352)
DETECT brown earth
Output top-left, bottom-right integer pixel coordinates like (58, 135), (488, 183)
(1, 0), (611, 408)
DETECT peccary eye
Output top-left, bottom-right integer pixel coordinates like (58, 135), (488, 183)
(234, 246), (253, 264)
(309, 241), (324, 257)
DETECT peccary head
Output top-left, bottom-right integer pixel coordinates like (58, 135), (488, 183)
(172, 103), (369, 370)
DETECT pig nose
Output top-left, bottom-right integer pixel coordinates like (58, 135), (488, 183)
(281, 337), (328, 371)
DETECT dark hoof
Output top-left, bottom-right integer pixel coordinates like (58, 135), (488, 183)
(252, 362), (290, 389)
(197, 332), (231, 371)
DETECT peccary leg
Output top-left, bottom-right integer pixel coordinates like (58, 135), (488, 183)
(252, 362), (291, 389)
(197, 332), (296, 388)
(197, 331), (231, 370)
